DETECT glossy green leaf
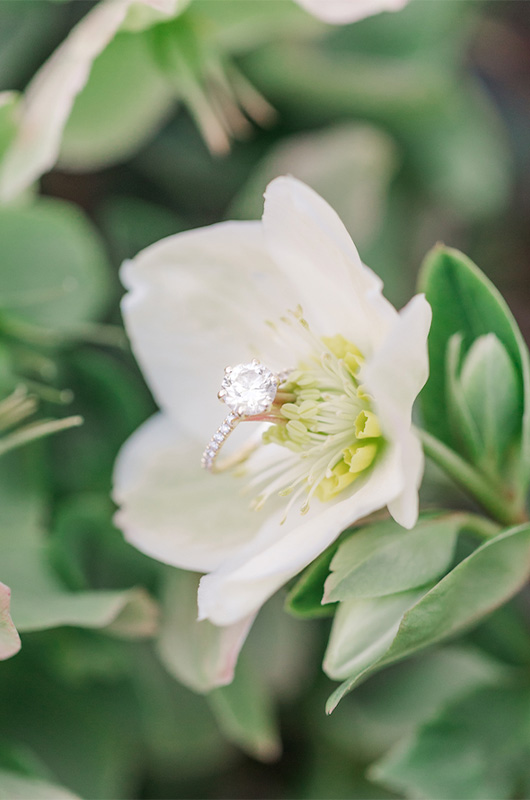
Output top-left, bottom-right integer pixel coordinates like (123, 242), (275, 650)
(372, 686), (530, 800)
(324, 588), (428, 683)
(445, 332), (483, 462)
(285, 540), (340, 619)
(460, 334), (520, 467)
(327, 523), (530, 712)
(59, 31), (175, 171)
(323, 515), (458, 603)
(419, 246), (530, 489)
(0, 198), (111, 335)
(209, 652), (282, 763)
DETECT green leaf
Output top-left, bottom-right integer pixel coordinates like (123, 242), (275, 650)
(324, 515), (459, 604)
(324, 588), (429, 683)
(0, 198), (111, 335)
(445, 332), (483, 462)
(130, 645), (232, 779)
(419, 245), (530, 489)
(50, 493), (160, 594)
(371, 686), (530, 800)
(285, 540), (340, 619)
(0, 451), (158, 637)
(326, 523), (530, 712)
(209, 652), (282, 763)
(319, 646), (510, 766)
(460, 335), (520, 467)
(59, 31), (175, 171)
(0, 769), (80, 800)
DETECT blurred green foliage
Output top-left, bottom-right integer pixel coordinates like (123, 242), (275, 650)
(0, 0), (530, 798)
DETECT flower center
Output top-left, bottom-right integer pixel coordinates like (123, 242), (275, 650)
(246, 313), (383, 518)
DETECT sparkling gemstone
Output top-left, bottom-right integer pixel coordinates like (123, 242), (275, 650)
(221, 362), (278, 416)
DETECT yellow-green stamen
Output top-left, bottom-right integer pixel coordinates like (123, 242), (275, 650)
(251, 314), (384, 517)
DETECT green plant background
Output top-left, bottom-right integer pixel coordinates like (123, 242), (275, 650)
(1, 1), (530, 798)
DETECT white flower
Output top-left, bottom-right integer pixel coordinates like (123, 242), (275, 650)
(0, 582), (21, 661)
(0, 0), (184, 204)
(113, 177), (430, 658)
(294, 0), (409, 25)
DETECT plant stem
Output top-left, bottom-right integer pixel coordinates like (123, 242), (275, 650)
(0, 415), (83, 457)
(452, 512), (501, 540)
(418, 429), (528, 527)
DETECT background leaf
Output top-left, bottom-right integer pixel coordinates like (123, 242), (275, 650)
(327, 523), (530, 711)
(372, 685), (530, 800)
(419, 245), (530, 488)
(209, 652), (282, 763)
(0, 198), (111, 335)
(59, 30), (176, 171)
(324, 515), (459, 603)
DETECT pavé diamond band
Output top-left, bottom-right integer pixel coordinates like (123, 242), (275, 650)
(201, 360), (286, 473)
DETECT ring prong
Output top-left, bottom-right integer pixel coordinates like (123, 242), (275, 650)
(218, 389), (226, 400)
(224, 366), (233, 374)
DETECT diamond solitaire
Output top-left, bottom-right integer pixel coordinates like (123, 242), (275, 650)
(202, 360), (281, 472)
(220, 362), (279, 416)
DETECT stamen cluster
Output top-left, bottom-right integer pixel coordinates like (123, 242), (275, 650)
(248, 315), (383, 519)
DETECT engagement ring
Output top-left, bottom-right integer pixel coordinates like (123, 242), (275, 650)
(201, 360), (287, 472)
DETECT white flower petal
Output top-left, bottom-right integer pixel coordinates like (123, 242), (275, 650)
(0, 0), (176, 204)
(113, 413), (263, 572)
(121, 221), (291, 437)
(198, 445), (404, 626)
(157, 570), (254, 693)
(0, 582), (21, 661)
(362, 293), (432, 528)
(262, 176), (397, 354)
(294, 0), (409, 25)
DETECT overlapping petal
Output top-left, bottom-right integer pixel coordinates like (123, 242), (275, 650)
(362, 294), (432, 527)
(294, 0), (409, 25)
(157, 569), (255, 693)
(121, 222), (292, 438)
(113, 413), (264, 572)
(0, 0), (180, 204)
(262, 177), (397, 353)
(197, 444), (404, 626)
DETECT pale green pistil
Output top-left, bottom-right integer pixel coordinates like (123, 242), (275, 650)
(255, 332), (383, 515)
